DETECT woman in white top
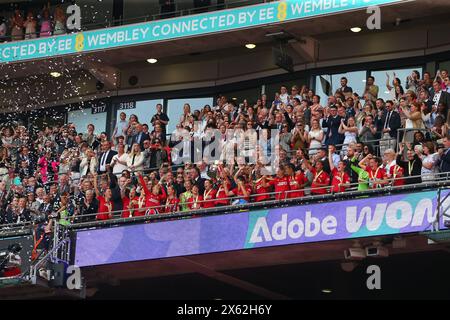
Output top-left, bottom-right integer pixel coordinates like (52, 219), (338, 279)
(419, 142), (439, 182)
(305, 119), (324, 157)
(383, 148), (397, 175)
(338, 117), (358, 156)
(180, 103), (193, 128)
(127, 143), (145, 173)
(1, 127), (15, 148)
(23, 11), (37, 39)
(111, 144), (129, 176)
(79, 148), (98, 177)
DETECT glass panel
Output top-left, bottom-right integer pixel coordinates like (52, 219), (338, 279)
(115, 99), (164, 127)
(265, 78), (307, 105)
(167, 97), (214, 134)
(370, 67), (423, 102)
(438, 61), (450, 77)
(315, 71), (366, 106)
(68, 109), (107, 134)
(222, 87), (262, 106)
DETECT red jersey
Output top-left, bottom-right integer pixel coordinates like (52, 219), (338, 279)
(287, 173), (307, 199)
(121, 196), (139, 218)
(330, 168), (350, 193)
(310, 169), (330, 195)
(165, 197), (180, 213)
(215, 182), (231, 206)
(139, 175), (167, 214)
(254, 179), (270, 202)
(390, 165), (405, 186)
(133, 196), (147, 216)
(366, 167), (387, 189)
(96, 196), (112, 220)
(231, 184), (252, 202)
(203, 188), (217, 208)
(269, 176), (290, 200)
(188, 195), (203, 210)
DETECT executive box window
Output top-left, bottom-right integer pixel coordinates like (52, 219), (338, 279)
(167, 97), (214, 134)
(115, 99), (164, 128)
(68, 109), (107, 134)
(370, 67), (423, 102)
(315, 71), (367, 105)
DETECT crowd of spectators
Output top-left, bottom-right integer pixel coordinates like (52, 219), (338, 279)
(1, 70), (450, 239)
(0, 1), (225, 42)
(0, 4), (68, 41)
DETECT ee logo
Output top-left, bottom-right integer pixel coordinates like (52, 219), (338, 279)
(277, 2), (287, 22)
(75, 33), (85, 52)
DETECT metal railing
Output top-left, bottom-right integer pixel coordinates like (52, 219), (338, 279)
(29, 221), (71, 285)
(28, 171), (449, 231)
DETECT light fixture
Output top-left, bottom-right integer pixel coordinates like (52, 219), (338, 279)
(147, 58), (158, 64)
(350, 27), (362, 33)
(245, 43), (256, 49)
(321, 289), (332, 294)
(50, 72), (61, 78)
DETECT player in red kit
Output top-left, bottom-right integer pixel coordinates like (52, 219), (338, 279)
(328, 149), (350, 193)
(187, 185), (203, 210)
(389, 164), (405, 186)
(267, 167), (290, 200)
(309, 160), (330, 195)
(359, 155), (388, 189)
(285, 163), (308, 199)
(202, 180), (217, 208)
(138, 173), (167, 214)
(164, 185), (180, 213)
(253, 173), (270, 202)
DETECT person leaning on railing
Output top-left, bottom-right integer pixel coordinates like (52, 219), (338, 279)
(92, 173), (114, 221)
(328, 149), (350, 193)
(358, 154), (388, 189)
(396, 143), (422, 185)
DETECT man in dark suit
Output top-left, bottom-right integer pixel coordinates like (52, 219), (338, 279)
(15, 146), (36, 174)
(132, 124), (150, 151)
(439, 136), (450, 173)
(97, 141), (118, 174)
(322, 105), (343, 147)
(190, 166), (206, 194)
(56, 131), (76, 154)
(432, 80), (450, 120)
(380, 100), (402, 153)
(16, 197), (31, 223)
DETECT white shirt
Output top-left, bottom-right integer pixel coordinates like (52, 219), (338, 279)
(112, 153), (129, 175)
(114, 120), (128, 138)
(280, 93), (289, 105)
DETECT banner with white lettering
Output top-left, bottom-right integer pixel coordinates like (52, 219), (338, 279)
(75, 190), (449, 267)
(0, 0), (402, 64)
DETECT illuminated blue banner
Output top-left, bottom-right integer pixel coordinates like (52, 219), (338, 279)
(0, 0), (403, 64)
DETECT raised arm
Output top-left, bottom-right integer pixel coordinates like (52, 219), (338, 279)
(328, 149), (335, 172)
(138, 173), (150, 196)
(92, 173), (100, 197)
(358, 154), (371, 171)
(386, 72), (393, 91)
